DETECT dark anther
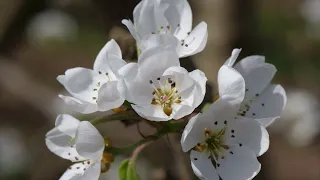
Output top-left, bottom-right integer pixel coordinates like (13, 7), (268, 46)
(231, 135), (235, 138)
(262, 103), (265, 106)
(230, 151), (234, 154)
(185, 44), (188, 47)
(224, 120), (227, 124)
(255, 94), (259, 97)
(231, 130), (235, 133)
(239, 143), (242, 147)
(149, 80), (153, 84)
(157, 77), (160, 80)
(214, 121), (218, 125)
(252, 113), (256, 116)
(194, 158), (198, 161)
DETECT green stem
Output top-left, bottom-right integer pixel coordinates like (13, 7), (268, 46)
(90, 110), (142, 125)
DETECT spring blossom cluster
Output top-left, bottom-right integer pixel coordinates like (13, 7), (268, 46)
(45, 0), (287, 180)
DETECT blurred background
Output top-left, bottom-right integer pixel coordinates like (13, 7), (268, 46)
(0, 0), (320, 179)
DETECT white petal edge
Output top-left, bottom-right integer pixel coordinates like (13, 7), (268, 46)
(96, 81), (124, 111)
(218, 65), (245, 104)
(190, 150), (220, 180)
(75, 121), (104, 161)
(55, 114), (80, 137)
(179, 22), (208, 58)
(59, 161), (101, 180)
(217, 146), (261, 180)
(58, 95), (98, 114)
(224, 48), (242, 66)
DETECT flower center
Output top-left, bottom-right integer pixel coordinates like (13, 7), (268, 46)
(194, 128), (229, 160)
(149, 77), (182, 116)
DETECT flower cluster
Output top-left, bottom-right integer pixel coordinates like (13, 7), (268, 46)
(45, 0), (287, 180)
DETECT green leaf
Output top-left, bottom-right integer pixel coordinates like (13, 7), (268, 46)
(119, 159), (140, 180)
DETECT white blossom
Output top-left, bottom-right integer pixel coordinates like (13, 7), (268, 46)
(224, 49), (287, 127)
(45, 115), (105, 180)
(122, 0), (208, 58)
(118, 45), (207, 121)
(181, 65), (269, 180)
(57, 39), (126, 114)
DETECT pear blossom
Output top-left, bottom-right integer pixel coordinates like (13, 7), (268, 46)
(57, 39), (126, 114)
(45, 114), (105, 180)
(224, 49), (287, 127)
(122, 0), (208, 57)
(181, 65), (269, 180)
(118, 45), (207, 121)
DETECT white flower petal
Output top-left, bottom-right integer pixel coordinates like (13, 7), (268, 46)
(118, 62), (139, 77)
(224, 117), (270, 156)
(140, 34), (180, 54)
(218, 65), (245, 104)
(235, 58), (276, 100)
(55, 114), (80, 137)
(245, 84), (287, 125)
(121, 46), (180, 104)
(189, 69), (207, 108)
(135, 0), (169, 39)
(173, 0), (192, 40)
(179, 22), (208, 57)
(96, 81), (124, 111)
(94, 39), (122, 62)
(172, 103), (194, 120)
(224, 48), (242, 66)
(131, 104), (171, 121)
(59, 161), (100, 180)
(190, 150), (220, 180)
(75, 121), (104, 161)
(45, 128), (85, 161)
(217, 146), (261, 180)
(234, 55), (266, 74)
(181, 97), (241, 152)
(181, 114), (206, 152)
(94, 50), (126, 78)
(122, 19), (139, 41)
(162, 66), (194, 94)
(256, 117), (279, 127)
(138, 46), (180, 77)
(58, 95), (98, 114)
(57, 68), (98, 103)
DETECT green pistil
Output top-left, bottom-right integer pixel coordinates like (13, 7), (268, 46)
(205, 127), (229, 160)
